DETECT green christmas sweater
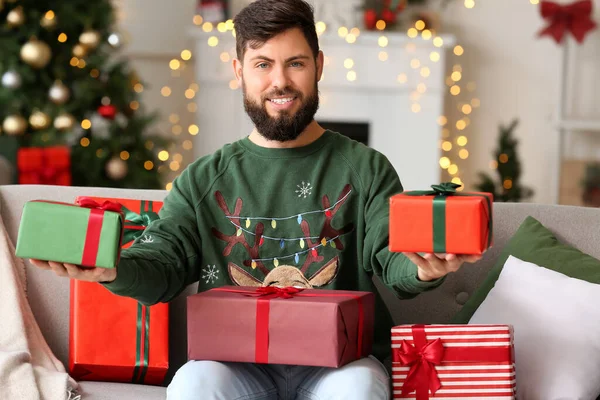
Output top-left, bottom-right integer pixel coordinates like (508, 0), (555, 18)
(104, 130), (443, 362)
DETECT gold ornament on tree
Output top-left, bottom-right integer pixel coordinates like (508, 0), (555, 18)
(40, 10), (57, 29)
(7, 6), (24, 27)
(49, 80), (70, 104)
(105, 156), (128, 180)
(53, 112), (75, 131)
(72, 44), (87, 58)
(3, 115), (27, 135)
(79, 30), (101, 49)
(29, 110), (51, 130)
(20, 38), (52, 69)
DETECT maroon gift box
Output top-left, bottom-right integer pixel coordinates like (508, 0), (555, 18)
(187, 286), (374, 368)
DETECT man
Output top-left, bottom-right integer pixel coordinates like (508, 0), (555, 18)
(31, 0), (481, 398)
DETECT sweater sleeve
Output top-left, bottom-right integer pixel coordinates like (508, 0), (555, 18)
(362, 152), (445, 299)
(102, 167), (202, 305)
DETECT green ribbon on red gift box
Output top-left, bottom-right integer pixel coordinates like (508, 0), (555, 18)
(213, 287), (365, 364)
(121, 200), (160, 246)
(403, 182), (493, 253)
(77, 197), (155, 383)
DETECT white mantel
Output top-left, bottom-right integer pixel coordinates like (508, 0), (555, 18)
(189, 29), (455, 190)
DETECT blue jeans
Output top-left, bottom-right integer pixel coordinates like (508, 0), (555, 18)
(166, 356), (390, 400)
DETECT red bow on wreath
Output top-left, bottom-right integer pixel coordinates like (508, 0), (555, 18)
(538, 0), (597, 44)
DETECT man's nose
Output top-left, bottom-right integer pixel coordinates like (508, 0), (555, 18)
(271, 65), (291, 90)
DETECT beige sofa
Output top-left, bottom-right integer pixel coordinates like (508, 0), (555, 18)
(2, 183), (600, 399)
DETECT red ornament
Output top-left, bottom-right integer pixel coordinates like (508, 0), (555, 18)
(98, 104), (117, 120)
(311, 248), (318, 257)
(325, 209), (332, 218)
(381, 8), (397, 25)
(259, 236), (265, 246)
(364, 9), (378, 30)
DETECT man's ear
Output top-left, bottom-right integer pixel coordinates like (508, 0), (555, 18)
(316, 50), (324, 81)
(233, 58), (243, 85)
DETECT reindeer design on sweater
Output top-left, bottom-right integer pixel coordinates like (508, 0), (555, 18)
(212, 185), (353, 288)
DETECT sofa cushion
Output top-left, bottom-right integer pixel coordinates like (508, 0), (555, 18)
(78, 381), (166, 400)
(452, 215), (600, 323)
(470, 255), (600, 399)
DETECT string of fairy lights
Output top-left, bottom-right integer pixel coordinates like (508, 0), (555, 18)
(156, 0), (540, 191)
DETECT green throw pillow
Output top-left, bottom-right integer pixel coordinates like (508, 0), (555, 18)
(452, 215), (600, 324)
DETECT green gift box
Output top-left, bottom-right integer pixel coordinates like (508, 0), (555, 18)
(15, 199), (124, 269)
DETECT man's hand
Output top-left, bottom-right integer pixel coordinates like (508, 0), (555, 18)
(402, 252), (482, 282)
(29, 259), (117, 283)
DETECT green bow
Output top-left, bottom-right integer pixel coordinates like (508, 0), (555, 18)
(403, 182), (492, 253)
(122, 202), (159, 245)
(406, 182), (462, 196)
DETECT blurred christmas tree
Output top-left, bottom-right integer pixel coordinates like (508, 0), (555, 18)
(0, 0), (169, 188)
(581, 163), (600, 207)
(475, 119), (534, 202)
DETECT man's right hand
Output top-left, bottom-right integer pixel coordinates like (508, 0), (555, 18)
(29, 259), (117, 283)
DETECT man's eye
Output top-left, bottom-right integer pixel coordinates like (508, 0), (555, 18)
(257, 63), (268, 69)
(290, 62), (303, 67)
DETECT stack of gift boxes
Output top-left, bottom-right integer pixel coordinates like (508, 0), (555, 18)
(14, 182), (514, 399)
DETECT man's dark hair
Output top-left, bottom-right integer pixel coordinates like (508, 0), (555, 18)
(233, 0), (320, 62)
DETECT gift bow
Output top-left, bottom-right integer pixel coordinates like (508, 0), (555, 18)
(538, 0), (597, 44)
(406, 182), (461, 196)
(254, 286), (304, 299)
(121, 205), (160, 244)
(395, 330), (445, 399)
(76, 197), (123, 213)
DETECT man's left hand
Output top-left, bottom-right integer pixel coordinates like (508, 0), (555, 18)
(402, 252), (482, 282)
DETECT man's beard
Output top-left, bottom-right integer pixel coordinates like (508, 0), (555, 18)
(243, 81), (319, 142)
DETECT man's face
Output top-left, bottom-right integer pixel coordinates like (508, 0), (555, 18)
(234, 28), (323, 142)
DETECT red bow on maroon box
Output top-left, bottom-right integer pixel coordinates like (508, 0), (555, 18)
(538, 0), (597, 44)
(17, 146), (71, 186)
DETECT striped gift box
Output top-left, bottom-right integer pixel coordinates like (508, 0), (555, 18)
(392, 324), (516, 399)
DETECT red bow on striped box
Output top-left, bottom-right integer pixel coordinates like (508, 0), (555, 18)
(391, 324), (516, 400)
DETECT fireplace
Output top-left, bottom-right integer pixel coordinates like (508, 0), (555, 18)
(190, 29), (454, 190)
(319, 121), (369, 146)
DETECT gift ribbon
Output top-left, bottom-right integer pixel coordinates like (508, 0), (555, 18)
(121, 200), (160, 245)
(393, 324), (512, 400)
(75, 198), (123, 267)
(538, 0), (597, 44)
(212, 287), (365, 364)
(132, 303), (151, 383)
(403, 182), (493, 253)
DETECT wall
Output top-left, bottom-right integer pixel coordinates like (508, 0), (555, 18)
(116, 0), (600, 203)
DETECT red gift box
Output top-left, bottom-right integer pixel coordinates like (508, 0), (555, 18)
(69, 197), (168, 385)
(392, 324), (516, 399)
(17, 146), (71, 186)
(187, 286), (374, 368)
(389, 183), (493, 255)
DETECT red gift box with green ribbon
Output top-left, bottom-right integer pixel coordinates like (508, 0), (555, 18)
(389, 183), (493, 255)
(69, 197), (168, 385)
(187, 286), (375, 368)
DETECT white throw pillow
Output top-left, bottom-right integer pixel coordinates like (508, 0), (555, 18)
(469, 255), (600, 400)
